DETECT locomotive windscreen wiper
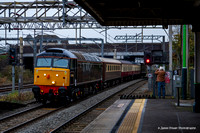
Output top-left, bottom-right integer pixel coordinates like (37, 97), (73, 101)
(42, 55), (48, 63)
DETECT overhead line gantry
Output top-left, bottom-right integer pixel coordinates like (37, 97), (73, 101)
(0, 0), (163, 30)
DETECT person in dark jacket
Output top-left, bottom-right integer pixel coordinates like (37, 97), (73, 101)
(155, 66), (166, 99)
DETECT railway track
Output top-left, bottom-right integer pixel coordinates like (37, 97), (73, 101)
(0, 79), (146, 133)
(50, 80), (147, 133)
(0, 83), (33, 93)
(0, 103), (68, 133)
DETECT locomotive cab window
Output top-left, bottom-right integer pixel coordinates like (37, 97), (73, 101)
(53, 58), (69, 68)
(36, 58), (51, 67)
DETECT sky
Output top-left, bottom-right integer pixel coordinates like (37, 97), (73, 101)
(1, 0), (170, 45)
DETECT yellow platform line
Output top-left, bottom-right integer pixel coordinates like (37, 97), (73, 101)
(132, 99), (146, 133)
(117, 99), (146, 133)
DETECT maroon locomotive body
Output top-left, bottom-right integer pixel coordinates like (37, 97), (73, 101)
(32, 48), (142, 104)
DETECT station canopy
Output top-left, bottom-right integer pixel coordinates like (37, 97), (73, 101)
(74, 0), (200, 27)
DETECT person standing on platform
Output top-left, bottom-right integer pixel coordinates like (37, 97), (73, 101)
(155, 66), (166, 99)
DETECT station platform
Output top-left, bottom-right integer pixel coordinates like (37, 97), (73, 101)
(81, 99), (200, 133)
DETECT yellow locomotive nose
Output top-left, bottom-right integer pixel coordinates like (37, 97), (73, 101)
(34, 68), (70, 86)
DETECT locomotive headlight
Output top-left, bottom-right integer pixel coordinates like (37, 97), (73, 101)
(56, 74), (59, 77)
(44, 73), (46, 77)
(52, 80), (56, 84)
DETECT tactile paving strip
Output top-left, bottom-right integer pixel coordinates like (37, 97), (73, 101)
(117, 99), (146, 133)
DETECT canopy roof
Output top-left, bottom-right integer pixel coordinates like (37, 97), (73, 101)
(75, 0), (200, 27)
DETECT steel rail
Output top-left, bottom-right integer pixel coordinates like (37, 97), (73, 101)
(0, 84), (33, 93)
(2, 105), (66, 133)
(49, 79), (146, 133)
(0, 104), (43, 122)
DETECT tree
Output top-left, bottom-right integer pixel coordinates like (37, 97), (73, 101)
(172, 25), (182, 70)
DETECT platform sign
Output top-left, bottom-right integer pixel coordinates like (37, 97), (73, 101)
(173, 75), (182, 87)
(174, 70), (177, 75)
(148, 73), (153, 78)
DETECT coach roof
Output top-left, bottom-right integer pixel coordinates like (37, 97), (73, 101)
(100, 57), (121, 64)
(120, 60), (132, 64)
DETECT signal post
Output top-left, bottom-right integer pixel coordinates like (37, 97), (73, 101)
(144, 52), (153, 92)
(9, 47), (16, 92)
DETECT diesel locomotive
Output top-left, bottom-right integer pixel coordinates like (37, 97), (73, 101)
(32, 48), (142, 104)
